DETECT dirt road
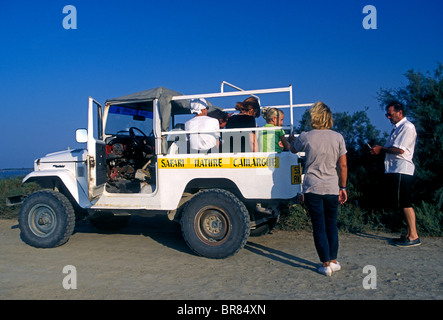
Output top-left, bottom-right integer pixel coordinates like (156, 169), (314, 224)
(1, 213), (442, 300)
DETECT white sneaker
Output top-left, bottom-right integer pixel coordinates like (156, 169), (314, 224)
(318, 266), (332, 276)
(330, 261), (341, 272)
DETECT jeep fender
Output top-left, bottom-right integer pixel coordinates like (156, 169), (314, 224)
(23, 170), (91, 209)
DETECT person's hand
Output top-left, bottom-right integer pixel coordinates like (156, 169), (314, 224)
(370, 145), (382, 155)
(339, 189), (347, 204)
(297, 193), (304, 204)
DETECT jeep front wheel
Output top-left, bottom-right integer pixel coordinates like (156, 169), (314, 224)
(18, 190), (75, 248)
(181, 189), (250, 259)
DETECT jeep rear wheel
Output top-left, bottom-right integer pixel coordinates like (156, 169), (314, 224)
(18, 190), (75, 248)
(181, 189), (250, 259)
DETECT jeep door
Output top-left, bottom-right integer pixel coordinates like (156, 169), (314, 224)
(86, 97), (106, 200)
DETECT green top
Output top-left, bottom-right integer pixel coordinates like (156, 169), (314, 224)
(260, 124), (285, 152)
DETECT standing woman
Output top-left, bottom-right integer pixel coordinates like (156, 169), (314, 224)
(291, 102), (348, 276)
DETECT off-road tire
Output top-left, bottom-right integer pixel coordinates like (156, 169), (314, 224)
(181, 189), (250, 259)
(18, 190), (75, 248)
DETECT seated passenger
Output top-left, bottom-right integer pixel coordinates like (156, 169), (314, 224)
(207, 109), (230, 129)
(260, 107), (290, 152)
(224, 97), (260, 152)
(185, 98), (220, 153)
(207, 109), (231, 153)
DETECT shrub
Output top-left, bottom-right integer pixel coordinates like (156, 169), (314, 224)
(414, 201), (443, 236)
(0, 177), (41, 219)
(278, 203), (312, 231)
(337, 204), (367, 233)
(278, 201), (443, 237)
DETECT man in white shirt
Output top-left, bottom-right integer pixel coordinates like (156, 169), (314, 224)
(371, 101), (420, 247)
(185, 99), (220, 153)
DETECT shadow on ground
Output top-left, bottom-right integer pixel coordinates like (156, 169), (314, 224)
(73, 213), (194, 256)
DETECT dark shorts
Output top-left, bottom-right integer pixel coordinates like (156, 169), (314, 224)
(384, 173), (414, 209)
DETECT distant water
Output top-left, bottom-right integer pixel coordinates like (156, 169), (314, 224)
(0, 168), (32, 180)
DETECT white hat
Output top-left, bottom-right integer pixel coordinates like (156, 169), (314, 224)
(190, 98), (208, 115)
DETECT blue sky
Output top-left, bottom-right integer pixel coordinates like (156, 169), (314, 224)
(0, 0), (442, 168)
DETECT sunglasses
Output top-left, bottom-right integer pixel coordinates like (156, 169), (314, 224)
(385, 111), (398, 118)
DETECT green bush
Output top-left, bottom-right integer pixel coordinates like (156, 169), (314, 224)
(414, 201), (443, 236)
(278, 203), (312, 232)
(0, 177), (41, 219)
(337, 204), (367, 233)
(277, 201), (443, 237)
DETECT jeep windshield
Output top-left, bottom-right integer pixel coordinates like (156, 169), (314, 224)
(105, 105), (154, 136)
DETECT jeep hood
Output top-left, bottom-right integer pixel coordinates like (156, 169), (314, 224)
(38, 149), (87, 163)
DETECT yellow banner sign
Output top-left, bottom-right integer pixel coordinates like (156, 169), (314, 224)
(159, 156), (280, 169)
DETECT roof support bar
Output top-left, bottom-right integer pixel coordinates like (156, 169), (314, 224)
(170, 86), (291, 101)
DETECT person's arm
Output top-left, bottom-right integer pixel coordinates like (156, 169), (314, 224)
(338, 154), (347, 204)
(280, 133), (290, 151)
(250, 132), (258, 152)
(370, 145), (404, 155)
(288, 133), (299, 153)
(371, 125), (413, 155)
(213, 121), (220, 148)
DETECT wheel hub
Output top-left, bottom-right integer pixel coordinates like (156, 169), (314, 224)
(29, 204), (57, 237)
(38, 214), (52, 226)
(206, 215), (223, 234)
(195, 207), (231, 245)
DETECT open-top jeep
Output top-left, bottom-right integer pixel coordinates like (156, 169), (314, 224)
(14, 82), (309, 258)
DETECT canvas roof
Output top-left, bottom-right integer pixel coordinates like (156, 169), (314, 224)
(106, 86), (219, 127)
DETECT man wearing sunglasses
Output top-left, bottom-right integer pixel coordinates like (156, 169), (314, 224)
(370, 101), (420, 247)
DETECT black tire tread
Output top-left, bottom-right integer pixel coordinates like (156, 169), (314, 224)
(18, 189), (75, 248)
(181, 188), (250, 259)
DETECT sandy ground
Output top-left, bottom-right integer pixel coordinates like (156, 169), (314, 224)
(0, 213), (442, 301)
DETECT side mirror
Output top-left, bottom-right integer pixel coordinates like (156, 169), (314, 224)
(76, 129), (88, 143)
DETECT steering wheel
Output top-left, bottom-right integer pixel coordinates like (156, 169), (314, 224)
(129, 127), (154, 154)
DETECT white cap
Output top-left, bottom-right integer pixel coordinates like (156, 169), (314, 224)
(190, 98), (208, 115)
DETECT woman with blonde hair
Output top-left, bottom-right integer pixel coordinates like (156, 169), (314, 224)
(291, 101), (348, 276)
(260, 107), (290, 152)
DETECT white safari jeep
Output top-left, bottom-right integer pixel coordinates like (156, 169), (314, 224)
(15, 82), (309, 258)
